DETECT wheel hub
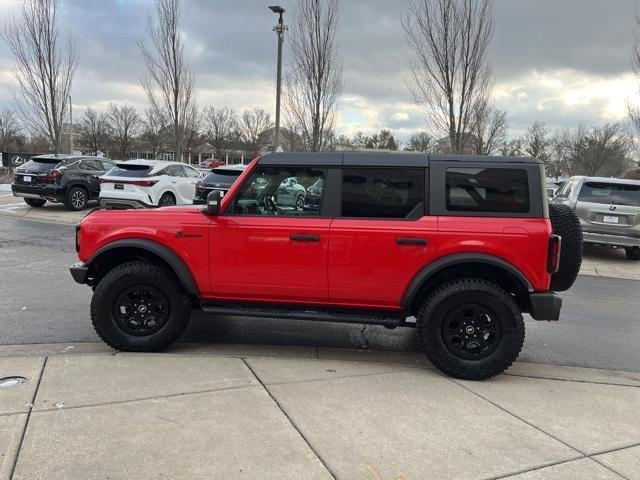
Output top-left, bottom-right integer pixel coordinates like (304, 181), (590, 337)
(113, 285), (170, 336)
(441, 304), (502, 360)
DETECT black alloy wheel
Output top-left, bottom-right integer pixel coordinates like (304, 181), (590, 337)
(441, 304), (502, 360)
(113, 285), (170, 336)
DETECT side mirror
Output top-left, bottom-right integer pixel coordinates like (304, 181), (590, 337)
(206, 190), (222, 215)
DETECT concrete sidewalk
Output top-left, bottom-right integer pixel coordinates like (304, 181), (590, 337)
(0, 343), (638, 480)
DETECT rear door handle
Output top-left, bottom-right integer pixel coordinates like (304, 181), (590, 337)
(396, 237), (427, 246)
(290, 234), (320, 242)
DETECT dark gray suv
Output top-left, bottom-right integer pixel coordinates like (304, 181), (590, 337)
(552, 176), (640, 260)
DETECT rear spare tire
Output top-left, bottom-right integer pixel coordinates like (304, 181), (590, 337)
(548, 203), (582, 292)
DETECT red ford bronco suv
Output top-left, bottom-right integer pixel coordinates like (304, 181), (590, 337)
(70, 152), (582, 380)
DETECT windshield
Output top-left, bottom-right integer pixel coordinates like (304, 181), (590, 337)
(203, 170), (242, 185)
(105, 164), (153, 178)
(579, 182), (640, 207)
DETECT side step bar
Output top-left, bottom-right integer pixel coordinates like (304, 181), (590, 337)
(200, 302), (411, 329)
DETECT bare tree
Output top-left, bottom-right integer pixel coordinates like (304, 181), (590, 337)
(284, 0), (343, 152)
(522, 121), (551, 161)
(470, 99), (507, 155)
(570, 124), (630, 177)
(139, 0), (196, 163)
(108, 104), (140, 160)
(3, 0), (77, 151)
(405, 131), (434, 152)
(404, 0), (495, 153)
(203, 107), (237, 160)
(629, 15), (640, 157)
(141, 107), (165, 159)
(239, 108), (273, 156)
(78, 107), (111, 156)
(0, 109), (22, 152)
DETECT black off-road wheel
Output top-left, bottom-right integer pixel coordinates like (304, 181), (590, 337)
(91, 261), (191, 351)
(24, 198), (46, 207)
(417, 279), (525, 380)
(548, 203), (583, 292)
(65, 186), (88, 211)
(625, 247), (640, 261)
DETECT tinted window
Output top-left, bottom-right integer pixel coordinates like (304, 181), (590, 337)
(80, 159), (102, 171)
(578, 182), (640, 207)
(101, 160), (116, 170)
(232, 166), (326, 217)
(19, 158), (61, 172)
(446, 168), (530, 213)
(183, 165), (201, 178)
(203, 170), (243, 185)
(107, 165), (153, 178)
(341, 168), (425, 219)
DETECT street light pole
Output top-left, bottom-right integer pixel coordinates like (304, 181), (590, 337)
(269, 6), (287, 151)
(69, 95), (73, 154)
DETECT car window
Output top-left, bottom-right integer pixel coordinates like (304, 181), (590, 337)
(446, 168), (530, 214)
(555, 179), (575, 199)
(80, 160), (102, 171)
(166, 165), (185, 177)
(231, 166), (326, 217)
(341, 168), (425, 219)
(183, 165), (201, 178)
(101, 160), (116, 171)
(578, 182), (640, 207)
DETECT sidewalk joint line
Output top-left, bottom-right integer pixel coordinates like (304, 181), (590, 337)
(483, 455), (585, 480)
(242, 358), (337, 480)
(504, 373), (640, 388)
(9, 355), (48, 480)
(32, 383), (259, 414)
(264, 368), (424, 387)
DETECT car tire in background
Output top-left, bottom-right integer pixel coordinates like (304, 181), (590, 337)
(625, 247), (640, 261)
(159, 192), (176, 207)
(65, 186), (88, 211)
(91, 261), (191, 351)
(548, 203), (583, 292)
(24, 198), (46, 207)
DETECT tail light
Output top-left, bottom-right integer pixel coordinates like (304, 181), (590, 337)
(547, 234), (561, 273)
(100, 178), (158, 187)
(41, 169), (62, 181)
(75, 224), (81, 253)
(195, 181), (206, 193)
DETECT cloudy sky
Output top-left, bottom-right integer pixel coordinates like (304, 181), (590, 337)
(0, 0), (639, 143)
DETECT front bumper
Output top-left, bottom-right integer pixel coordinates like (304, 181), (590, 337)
(528, 292), (562, 321)
(70, 262), (89, 284)
(583, 231), (640, 248)
(12, 184), (66, 202)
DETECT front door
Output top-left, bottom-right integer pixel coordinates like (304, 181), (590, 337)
(210, 164), (330, 303)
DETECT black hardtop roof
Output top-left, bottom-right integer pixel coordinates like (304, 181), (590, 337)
(260, 151), (542, 167)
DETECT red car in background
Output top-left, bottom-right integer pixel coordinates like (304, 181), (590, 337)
(199, 158), (226, 169)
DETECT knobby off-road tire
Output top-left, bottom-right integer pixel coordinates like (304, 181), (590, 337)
(417, 279), (525, 380)
(548, 203), (583, 292)
(91, 261), (191, 351)
(24, 198), (46, 207)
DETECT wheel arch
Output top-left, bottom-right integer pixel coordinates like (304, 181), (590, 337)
(86, 239), (198, 296)
(402, 254), (533, 315)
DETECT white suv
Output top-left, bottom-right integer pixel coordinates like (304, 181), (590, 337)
(99, 160), (203, 209)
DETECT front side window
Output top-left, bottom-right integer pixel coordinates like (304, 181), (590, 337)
(231, 166), (327, 216)
(341, 168), (425, 219)
(446, 168), (530, 213)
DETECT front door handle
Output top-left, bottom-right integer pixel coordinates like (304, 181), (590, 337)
(290, 234), (320, 242)
(396, 237), (427, 246)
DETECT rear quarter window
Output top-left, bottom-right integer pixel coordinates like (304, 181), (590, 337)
(445, 168), (530, 214)
(106, 165), (153, 178)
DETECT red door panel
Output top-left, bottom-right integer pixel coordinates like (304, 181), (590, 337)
(329, 218), (439, 309)
(209, 216), (331, 303)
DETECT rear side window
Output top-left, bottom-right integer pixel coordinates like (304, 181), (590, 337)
(579, 182), (640, 207)
(204, 170), (243, 184)
(107, 165), (152, 178)
(446, 168), (530, 213)
(341, 168), (425, 219)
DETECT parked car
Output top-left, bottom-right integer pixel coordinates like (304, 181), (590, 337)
(199, 159), (225, 169)
(193, 165), (246, 205)
(552, 176), (640, 260)
(11, 154), (116, 210)
(99, 160), (202, 209)
(70, 152), (582, 380)
(275, 176), (307, 210)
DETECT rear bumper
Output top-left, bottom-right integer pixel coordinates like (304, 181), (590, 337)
(70, 262), (89, 284)
(528, 292), (562, 321)
(12, 184), (66, 202)
(99, 197), (152, 209)
(583, 231), (640, 248)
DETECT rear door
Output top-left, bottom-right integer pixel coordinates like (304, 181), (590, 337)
(78, 159), (106, 197)
(210, 164), (331, 302)
(329, 165), (438, 308)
